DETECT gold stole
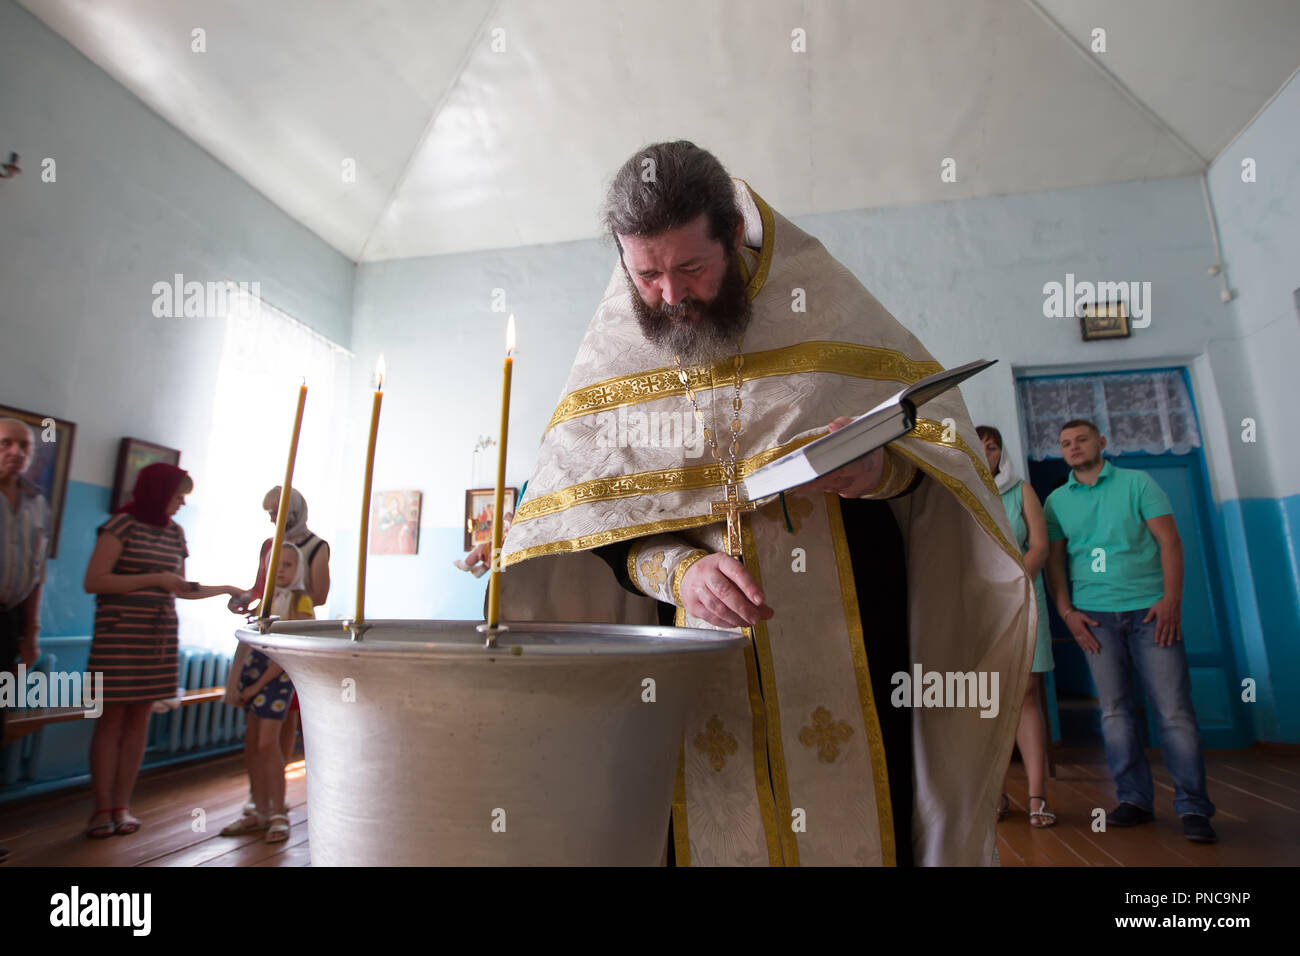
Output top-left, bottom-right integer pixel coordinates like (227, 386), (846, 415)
(672, 489), (895, 866)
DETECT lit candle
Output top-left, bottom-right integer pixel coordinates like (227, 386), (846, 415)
(486, 316), (515, 629)
(261, 380), (307, 620)
(355, 355), (385, 623)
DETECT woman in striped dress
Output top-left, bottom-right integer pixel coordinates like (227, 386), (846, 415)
(83, 463), (240, 838)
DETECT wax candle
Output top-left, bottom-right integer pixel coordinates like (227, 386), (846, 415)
(261, 381), (307, 619)
(485, 316), (515, 629)
(355, 355), (384, 622)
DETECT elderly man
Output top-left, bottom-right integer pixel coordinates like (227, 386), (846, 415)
(499, 142), (1035, 866)
(0, 417), (50, 863)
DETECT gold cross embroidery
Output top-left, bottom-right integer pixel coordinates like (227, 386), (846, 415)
(711, 482), (756, 558)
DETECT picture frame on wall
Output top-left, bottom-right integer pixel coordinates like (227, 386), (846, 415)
(111, 437), (181, 513)
(1079, 300), (1131, 341)
(465, 487), (517, 551)
(370, 490), (422, 555)
(0, 404), (76, 558)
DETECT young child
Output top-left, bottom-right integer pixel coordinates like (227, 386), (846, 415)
(220, 541), (314, 843)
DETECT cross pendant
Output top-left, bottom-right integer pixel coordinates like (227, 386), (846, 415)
(711, 482), (756, 559)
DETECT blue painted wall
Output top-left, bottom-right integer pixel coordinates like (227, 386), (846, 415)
(1206, 70), (1300, 742)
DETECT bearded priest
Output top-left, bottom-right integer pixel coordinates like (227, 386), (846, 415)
(498, 141), (1036, 867)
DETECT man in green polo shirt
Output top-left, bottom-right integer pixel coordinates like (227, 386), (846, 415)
(1044, 419), (1216, 844)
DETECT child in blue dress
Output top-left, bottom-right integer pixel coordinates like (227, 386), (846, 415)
(220, 542), (314, 842)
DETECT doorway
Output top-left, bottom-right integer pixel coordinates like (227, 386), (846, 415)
(1016, 368), (1249, 750)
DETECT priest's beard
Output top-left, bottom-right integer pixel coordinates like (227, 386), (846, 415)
(625, 248), (752, 366)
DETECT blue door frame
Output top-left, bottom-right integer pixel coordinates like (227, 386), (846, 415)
(1017, 367), (1251, 751)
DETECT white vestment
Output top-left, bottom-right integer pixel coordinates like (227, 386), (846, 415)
(499, 180), (1036, 865)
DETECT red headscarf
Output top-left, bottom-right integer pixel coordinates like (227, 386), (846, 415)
(117, 462), (189, 527)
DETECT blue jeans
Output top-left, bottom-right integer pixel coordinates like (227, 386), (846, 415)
(1082, 609), (1215, 818)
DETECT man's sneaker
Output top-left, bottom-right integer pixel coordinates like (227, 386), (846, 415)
(1182, 814), (1218, 843)
(1107, 803), (1155, 827)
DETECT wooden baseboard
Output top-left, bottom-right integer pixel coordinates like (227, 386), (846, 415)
(1250, 740), (1300, 756)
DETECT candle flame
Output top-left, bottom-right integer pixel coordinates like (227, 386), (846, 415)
(375, 354), (386, 390)
(506, 314), (516, 356)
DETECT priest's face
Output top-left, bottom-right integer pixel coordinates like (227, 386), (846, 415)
(619, 215), (751, 365)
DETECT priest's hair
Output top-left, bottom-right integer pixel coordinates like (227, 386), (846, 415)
(602, 141), (742, 249)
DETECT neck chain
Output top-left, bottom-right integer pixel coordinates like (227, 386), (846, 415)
(674, 341), (754, 558)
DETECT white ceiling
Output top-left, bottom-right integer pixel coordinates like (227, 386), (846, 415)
(21, 0), (1300, 262)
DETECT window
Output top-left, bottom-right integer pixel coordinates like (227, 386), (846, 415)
(176, 287), (352, 650)
(1018, 369), (1202, 461)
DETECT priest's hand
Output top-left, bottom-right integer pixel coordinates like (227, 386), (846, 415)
(679, 553), (774, 629)
(801, 418), (886, 497)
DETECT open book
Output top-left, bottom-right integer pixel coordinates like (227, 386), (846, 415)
(741, 358), (996, 502)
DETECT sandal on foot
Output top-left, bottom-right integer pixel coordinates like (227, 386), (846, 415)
(111, 807), (141, 835)
(1029, 796), (1057, 828)
(996, 793), (1010, 822)
(85, 809), (116, 839)
(265, 812), (290, 843)
(220, 811), (268, 836)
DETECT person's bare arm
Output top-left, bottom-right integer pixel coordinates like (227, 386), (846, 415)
(84, 532), (167, 594)
(1143, 514), (1183, 647)
(1020, 482), (1049, 580)
(169, 560), (240, 600)
(1046, 538), (1099, 654)
(309, 544), (331, 606)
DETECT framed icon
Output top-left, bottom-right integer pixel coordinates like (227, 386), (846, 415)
(464, 487), (517, 551)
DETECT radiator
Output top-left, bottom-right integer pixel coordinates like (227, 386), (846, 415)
(149, 646), (246, 755)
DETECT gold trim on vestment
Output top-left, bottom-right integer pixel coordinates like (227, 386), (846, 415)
(742, 519), (799, 866)
(503, 513), (723, 568)
(672, 738), (690, 867)
(891, 442), (1023, 568)
(742, 638), (785, 866)
(911, 418), (1001, 499)
(514, 433), (822, 523)
(672, 550), (707, 606)
(827, 495), (897, 866)
(738, 182), (776, 300)
(545, 341), (943, 433)
(626, 541), (643, 595)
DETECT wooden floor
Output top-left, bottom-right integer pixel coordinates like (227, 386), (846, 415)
(0, 753), (310, 867)
(997, 746), (1299, 866)
(1, 746), (1296, 865)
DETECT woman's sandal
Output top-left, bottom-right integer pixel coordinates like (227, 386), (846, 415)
(111, 807), (141, 835)
(220, 810), (268, 836)
(996, 793), (1010, 822)
(265, 812), (290, 844)
(85, 809), (116, 839)
(1028, 796), (1057, 828)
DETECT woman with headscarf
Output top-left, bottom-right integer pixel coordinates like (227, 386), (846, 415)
(228, 486), (331, 613)
(978, 426), (1056, 828)
(227, 486), (331, 796)
(83, 463), (241, 838)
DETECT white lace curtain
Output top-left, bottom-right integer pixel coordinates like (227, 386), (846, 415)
(1018, 370), (1202, 461)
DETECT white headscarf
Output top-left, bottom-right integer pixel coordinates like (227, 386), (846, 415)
(263, 486), (313, 545)
(993, 455), (1021, 495)
(269, 541), (309, 618)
